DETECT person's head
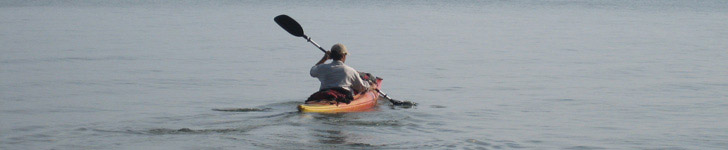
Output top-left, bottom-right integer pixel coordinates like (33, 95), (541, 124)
(330, 43), (348, 61)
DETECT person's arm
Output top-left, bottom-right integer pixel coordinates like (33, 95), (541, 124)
(315, 51), (331, 65)
(311, 51), (330, 77)
(350, 71), (371, 93)
(310, 65), (319, 77)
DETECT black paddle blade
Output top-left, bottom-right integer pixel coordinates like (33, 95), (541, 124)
(390, 99), (417, 108)
(274, 15), (305, 37)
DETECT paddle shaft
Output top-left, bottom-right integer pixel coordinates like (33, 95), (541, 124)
(375, 89), (414, 106)
(303, 36), (327, 53)
(375, 89), (395, 101)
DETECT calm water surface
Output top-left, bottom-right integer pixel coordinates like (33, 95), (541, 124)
(1, 1), (727, 149)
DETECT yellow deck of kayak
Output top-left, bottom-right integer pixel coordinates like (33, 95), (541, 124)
(298, 79), (382, 113)
(297, 91), (379, 113)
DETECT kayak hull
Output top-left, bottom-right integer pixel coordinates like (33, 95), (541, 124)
(298, 79), (382, 113)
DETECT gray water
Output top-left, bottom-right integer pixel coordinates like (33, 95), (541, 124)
(2, 0), (727, 149)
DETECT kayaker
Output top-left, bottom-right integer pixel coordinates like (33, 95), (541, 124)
(307, 43), (372, 104)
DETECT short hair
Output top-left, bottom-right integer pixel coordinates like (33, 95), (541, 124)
(331, 52), (345, 60)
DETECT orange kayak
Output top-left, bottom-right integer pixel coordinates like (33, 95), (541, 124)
(298, 79), (382, 113)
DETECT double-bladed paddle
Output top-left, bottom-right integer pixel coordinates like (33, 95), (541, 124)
(274, 14), (416, 107)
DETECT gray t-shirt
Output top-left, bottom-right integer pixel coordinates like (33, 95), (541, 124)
(310, 60), (370, 94)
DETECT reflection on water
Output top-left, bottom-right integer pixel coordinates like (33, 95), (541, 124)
(314, 129), (347, 144)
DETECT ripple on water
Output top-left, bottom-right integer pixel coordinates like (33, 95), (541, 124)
(565, 145), (607, 150)
(454, 138), (536, 150)
(146, 127), (252, 135)
(642, 147), (690, 150)
(323, 119), (405, 127)
(430, 105), (447, 108)
(11, 125), (46, 132)
(466, 139), (492, 146)
(211, 108), (271, 112)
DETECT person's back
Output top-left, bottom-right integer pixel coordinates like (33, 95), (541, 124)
(307, 43), (370, 104)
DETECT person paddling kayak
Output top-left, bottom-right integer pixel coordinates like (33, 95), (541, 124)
(274, 15), (417, 108)
(307, 43), (373, 104)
